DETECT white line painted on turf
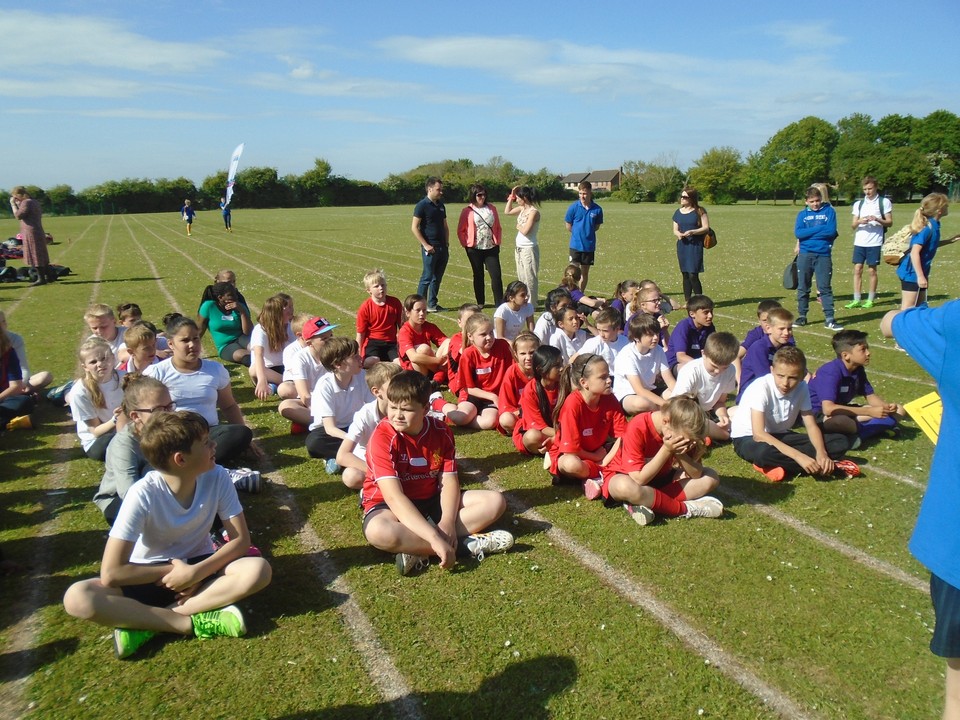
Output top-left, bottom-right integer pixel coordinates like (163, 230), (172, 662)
(861, 465), (925, 490)
(461, 462), (818, 720)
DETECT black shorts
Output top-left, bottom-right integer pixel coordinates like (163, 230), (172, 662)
(931, 574), (960, 657)
(465, 396), (497, 414)
(568, 250), (595, 266)
(364, 338), (400, 362)
(901, 279), (921, 292)
(362, 494), (443, 533)
(120, 554), (213, 607)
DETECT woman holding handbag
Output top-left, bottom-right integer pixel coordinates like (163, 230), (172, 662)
(457, 184), (504, 308)
(672, 186), (710, 303)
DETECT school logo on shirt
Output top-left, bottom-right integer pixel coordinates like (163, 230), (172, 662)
(583, 428), (594, 437)
(476, 367), (492, 375)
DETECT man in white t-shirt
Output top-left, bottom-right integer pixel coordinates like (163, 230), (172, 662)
(846, 176), (893, 309)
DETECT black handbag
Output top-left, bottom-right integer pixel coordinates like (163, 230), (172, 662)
(783, 256), (798, 290)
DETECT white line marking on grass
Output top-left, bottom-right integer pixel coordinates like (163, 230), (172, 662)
(856, 465), (925, 490)
(461, 463), (818, 720)
(118, 216), (183, 313)
(716, 486), (927, 593)
(260, 465), (424, 720)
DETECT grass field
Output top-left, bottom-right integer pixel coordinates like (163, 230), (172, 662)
(2, 200), (958, 719)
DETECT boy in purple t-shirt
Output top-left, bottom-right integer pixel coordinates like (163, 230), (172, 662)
(736, 306), (797, 403)
(808, 329), (904, 446)
(666, 294), (714, 373)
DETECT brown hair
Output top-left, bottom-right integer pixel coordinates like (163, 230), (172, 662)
(139, 410), (210, 472)
(318, 337), (359, 372)
(258, 294), (290, 353)
(702, 332), (739, 365)
(385, 370), (431, 408)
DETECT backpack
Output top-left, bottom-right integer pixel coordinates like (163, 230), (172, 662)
(882, 224), (914, 266)
(856, 194), (889, 236)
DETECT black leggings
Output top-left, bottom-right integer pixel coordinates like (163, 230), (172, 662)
(681, 272), (702, 301)
(465, 246), (504, 306)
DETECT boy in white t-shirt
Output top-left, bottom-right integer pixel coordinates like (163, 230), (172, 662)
(278, 317), (337, 433)
(62, 411), (271, 659)
(613, 312), (675, 414)
(336, 361), (403, 491)
(574, 307), (629, 367)
(672, 332), (738, 441)
(846, 176), (893, 309)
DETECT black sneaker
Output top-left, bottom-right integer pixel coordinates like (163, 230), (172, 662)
(427, 305), (447, 313)
(793, 317), (807, 327)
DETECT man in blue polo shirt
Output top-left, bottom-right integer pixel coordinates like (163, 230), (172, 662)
(411, 177), (450, 313)
(564, 181), (603, 292)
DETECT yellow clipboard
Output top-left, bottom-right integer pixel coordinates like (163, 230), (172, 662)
(904, 391), (942, 444)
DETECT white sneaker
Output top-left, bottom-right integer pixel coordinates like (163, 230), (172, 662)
(465, 530), (515, 562)
(542, 450), (551, 470)
(395, 553), (429, 576)
(624, 503), (655, 526)
(682, 496), (724, 519)
(229, 467), (262, 493)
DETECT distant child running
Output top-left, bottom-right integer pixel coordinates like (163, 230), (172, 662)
(360, 371), (514, 575)
(219, 197), (232, 232)
(603, 395), (724, 526)
(63, 410), (272, 659)
(181, 199), (195, 237)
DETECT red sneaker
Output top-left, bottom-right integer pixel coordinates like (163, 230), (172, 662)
(834, 459), (861, 478)
(752, 464), (786, 482)
(291, 422), (309, 435)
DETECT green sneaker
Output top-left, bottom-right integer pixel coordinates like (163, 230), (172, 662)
(191, 604), (246, 640)
(114, 628), (157, 659)
(861, 299), (875, 309)
(844, 299), (862, 309)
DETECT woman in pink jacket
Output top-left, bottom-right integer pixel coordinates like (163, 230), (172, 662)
(457, 184), (503, 308)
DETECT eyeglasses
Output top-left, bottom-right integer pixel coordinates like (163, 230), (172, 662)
(133, 402), (177, 413)
(641, 297), (662, 304)
(680, 195), (691, 200)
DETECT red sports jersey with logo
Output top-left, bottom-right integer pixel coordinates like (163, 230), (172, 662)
(457, 339), (514, 401)
(398, 322), (447, 371)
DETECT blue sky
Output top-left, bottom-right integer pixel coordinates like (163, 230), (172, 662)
(2, 1), (957, 192)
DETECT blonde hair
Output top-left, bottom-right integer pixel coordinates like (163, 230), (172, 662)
(462, 313), (493, 350)
(365, 360), (402, 390)
(84, 303), (115, 322)
(258, 294), (289, 352)
(811, 183), (832, 205)
(363, 268), (387, 288)
(291, 312), (312, 337)
(77, 337), (117, 409)
(910, 193), (950, 236)
(123, 323), (156, 351)
(661, 394), (708, 443)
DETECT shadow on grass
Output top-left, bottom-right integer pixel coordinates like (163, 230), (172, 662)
(713, 295), (773, 310)
(269, 654), (578, 719)
(0, 638), (79, 683)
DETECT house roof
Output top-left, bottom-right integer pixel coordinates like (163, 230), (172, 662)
(586, 169), (621, 182)
(560, 172), (590, 184)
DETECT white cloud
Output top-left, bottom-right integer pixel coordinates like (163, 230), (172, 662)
(762, 21), (845, 50)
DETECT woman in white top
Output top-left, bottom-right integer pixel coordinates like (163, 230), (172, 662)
(504, 185), (541, 308)
(145, 314), (258, 463)
(457, 183), (504, 307)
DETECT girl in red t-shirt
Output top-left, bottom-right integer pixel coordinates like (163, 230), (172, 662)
(457, 314), (515, 430)
(498, 331), (539, 433)
(603, 394), (723, 525)
(397, 294), (447, 382)
(514, 345), (563, 455)
(550, 353), (627, 498)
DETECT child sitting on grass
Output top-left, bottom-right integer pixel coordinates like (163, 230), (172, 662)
(85, 303), (127, 358)
(736, 306), (796, 403)
(666, 294), (715, 374)
(278, 316), (336, 433)
(455, 313), (515, 430)
(305, 337), (372, 474)
(249, 293), (294, 400)
(549, 305), (590, 365)
(336, 361), (403, 491)
(398, 294), (448, 383)
(119, 322), (160, 373)
(576, 307), (629, 367)
(735, 300), (782, 387)
(534, 288), (573, 345)
(603, 394), (724, 526)
(808, 329), (904, 447)
(612, 312), (674, 414)
(70, 337), (124, 461)
(494, 281), (535, 342)
(356, 268), (404, 369)
(672, 332), (739, 442)
(497, 331), (539, 434)
(277, 312), (312, 400)
(514, 345), (563, 457)
(63, 410), (272, 659)
(360, 371), (514, 576)
(731, 346), (857, 482)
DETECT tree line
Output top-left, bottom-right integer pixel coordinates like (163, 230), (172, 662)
(3, 110), (958, 217)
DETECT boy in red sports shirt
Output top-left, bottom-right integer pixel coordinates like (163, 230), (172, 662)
(356, 269), (404, 369)
(360, 371), (514, 575)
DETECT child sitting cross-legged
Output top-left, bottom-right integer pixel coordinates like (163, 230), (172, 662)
(808, 329), (904, 448)
(278, 316), (337, 433)
(62, 410), (272, 659)
(731, 345), (858, 482)
(672, 332), (739, 442)
(603, 394), (724, 526)
(360, 371), (515, 576)
(612, 312), (675, 414)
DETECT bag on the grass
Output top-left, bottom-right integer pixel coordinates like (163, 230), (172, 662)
(783, 256), (798, 290)
(0, 267), (17, 282)
(49, 264), (71, 278)
(882, 223), (914, 266)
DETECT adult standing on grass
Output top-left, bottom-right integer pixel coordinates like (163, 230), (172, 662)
(504, 185), (541, 307)
(565, 181), (603, 293)
(672, 186), (708, 304)
(457, 183), (504, 308)
(846, 176), (893, 309)
(412, 177), (450, 313)
(9, 186), (54, 287)
(882, 300), (960, 719)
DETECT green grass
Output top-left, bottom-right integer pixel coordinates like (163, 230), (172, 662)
(2, 200), (958, 718)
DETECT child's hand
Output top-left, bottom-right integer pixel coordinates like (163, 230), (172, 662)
(658, 316), (670, 329)
(161, 559), (199, 593)
(815, 453), (835, 476)
(255, 379), (272, 401)
(796, 453), (821, 476)
(430, 533), (456, 570)
(248, 439), (265, 460)
(715, 413), (731, 429)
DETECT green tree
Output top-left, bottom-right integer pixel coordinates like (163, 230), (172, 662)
(739, 151), (773, 203)
(688, 146), (742, 204)
(297, 157), (333, 206)
(876, 113), (916, 148)
(756, 116), (839, 202)
(830, 113), (878, 199)
(235, 167), (289, 208)
(45, 184), (77, 215)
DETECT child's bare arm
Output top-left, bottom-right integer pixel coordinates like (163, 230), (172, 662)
(381, 477), (454, 566)
(660, 366), (676, 390)
(627, 445), (676, 486)
(293, 378), (311, 405)
(801, 411), (835, 474)
(336, 438), (367, 474)
(751, 409), (819, 474)
(467, 386), (499, 404)
(100, 537), (168, 588)
(321, 416), (348, 440)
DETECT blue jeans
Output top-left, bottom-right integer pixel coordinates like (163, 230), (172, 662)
(796, 252), (835, 321)
(417, 243), (449, 308)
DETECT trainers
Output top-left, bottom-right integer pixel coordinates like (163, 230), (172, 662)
(753, 464), (787, 482)
(824, 320), (845, 331)
(682, 496), (724, 519)
(429, 391), (447, 413)
(191, 605), (246, 639)
(290, 422), (309, 435)
(113, 628), (157, 659)
(542, 450), (551, 470)
(465, 530), (515, 561)
(325, 458), (343, 475)
(834, 459), (861, 478)
(395, 552), (430, 576)
(893, 343), (907, 353)
(844, 299), (862, 309)
(861, 299), (875, 309)
(426, 305), (447, 313)
(229, 467), (262, 493)
(46, 379), (75, 407)
(793, 317), (807, 327)
(583, 476), (603, 500)
(624, 503), (655, 526)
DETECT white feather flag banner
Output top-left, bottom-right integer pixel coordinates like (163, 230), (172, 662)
(225, 143), (245, 206)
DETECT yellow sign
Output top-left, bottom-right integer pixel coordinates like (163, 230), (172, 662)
(904, 391), (942, 444)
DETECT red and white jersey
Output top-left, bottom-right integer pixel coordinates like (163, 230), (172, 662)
(554, 391), (627, 456)
(458, 339), (514, 400)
